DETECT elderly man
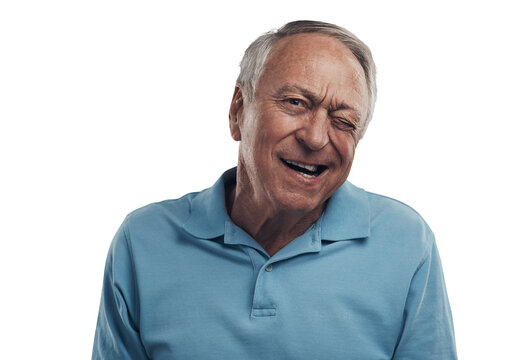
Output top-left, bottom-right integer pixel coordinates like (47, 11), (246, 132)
(92, 21), (457, 359)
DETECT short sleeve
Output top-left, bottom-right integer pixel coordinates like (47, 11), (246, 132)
(392, 233), (457, 359)
(92, 218), (150, 360)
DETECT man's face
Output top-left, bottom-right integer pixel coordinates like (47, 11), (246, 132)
(230, 33), (369, 215)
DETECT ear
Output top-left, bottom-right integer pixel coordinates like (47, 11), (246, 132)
(229, 85), (244, 141)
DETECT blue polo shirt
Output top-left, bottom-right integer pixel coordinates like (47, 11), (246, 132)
(92, 168), (457, 359)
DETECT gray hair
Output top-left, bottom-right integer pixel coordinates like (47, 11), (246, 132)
(237, 20), (377, 138)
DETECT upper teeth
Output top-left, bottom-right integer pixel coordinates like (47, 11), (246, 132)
(285, 160), (318, 172)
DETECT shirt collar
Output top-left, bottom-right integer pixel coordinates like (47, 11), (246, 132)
(182, 168), (234, 239)
(183, 167), (371, 242)
(320, 180), (371, 241)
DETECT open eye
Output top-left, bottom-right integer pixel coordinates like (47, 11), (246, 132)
(287, 98), (304, 107)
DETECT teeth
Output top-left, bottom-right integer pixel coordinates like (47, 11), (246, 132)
(285, 160), (318, 172)
(300, 172), (316, 178)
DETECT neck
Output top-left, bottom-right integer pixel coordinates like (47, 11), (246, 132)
(226, 168), (325, 256)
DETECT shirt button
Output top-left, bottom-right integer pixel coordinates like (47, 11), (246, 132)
(265, 264), (273, 272)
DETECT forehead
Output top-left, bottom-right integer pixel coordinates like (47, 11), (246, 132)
(259, 33), (368, 102)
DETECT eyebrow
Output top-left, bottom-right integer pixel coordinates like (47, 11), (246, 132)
(274, 84), (362, 120)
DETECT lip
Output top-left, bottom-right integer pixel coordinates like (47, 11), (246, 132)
(280, 157), (329, 183)
(281, 157), (328, 168)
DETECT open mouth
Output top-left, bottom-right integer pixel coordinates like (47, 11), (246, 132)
(281, 159), (327, 178)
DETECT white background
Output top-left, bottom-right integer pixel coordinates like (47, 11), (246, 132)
(1, 0), (531, 358)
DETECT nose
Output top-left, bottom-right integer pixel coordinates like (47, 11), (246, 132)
(295, 109), (330, 151)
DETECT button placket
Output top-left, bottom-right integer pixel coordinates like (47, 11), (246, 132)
(251, 261), (278, 318)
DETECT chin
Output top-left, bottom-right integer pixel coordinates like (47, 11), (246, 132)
(277, 193), (325, 214)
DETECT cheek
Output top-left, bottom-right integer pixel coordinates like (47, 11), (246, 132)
(332, 132), (357, 163)
(239, 112), (265, 151)
(255, 114), (294, 146)
(239, 118), (276, 162)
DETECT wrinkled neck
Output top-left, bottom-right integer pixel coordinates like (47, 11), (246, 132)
(226, 166), (324, 256)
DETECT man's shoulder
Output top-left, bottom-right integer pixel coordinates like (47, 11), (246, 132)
(341, 181), (429, 225)
(123, 191), (201, 230)
(323, 182), (433, 247)
(361, 187), (435, 247)
(340, 182), (434, 248)
(117, 170), (231, 241)
(365, 189), (428, 224)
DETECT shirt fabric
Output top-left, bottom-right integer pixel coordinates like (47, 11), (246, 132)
(92, 167), (457, 359)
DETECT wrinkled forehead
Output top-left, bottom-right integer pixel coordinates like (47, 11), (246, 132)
(259, 33), (369, 105)
(268, 34), (365, 80)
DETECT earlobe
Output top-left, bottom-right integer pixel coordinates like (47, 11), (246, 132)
(229, 85), (244, 141)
